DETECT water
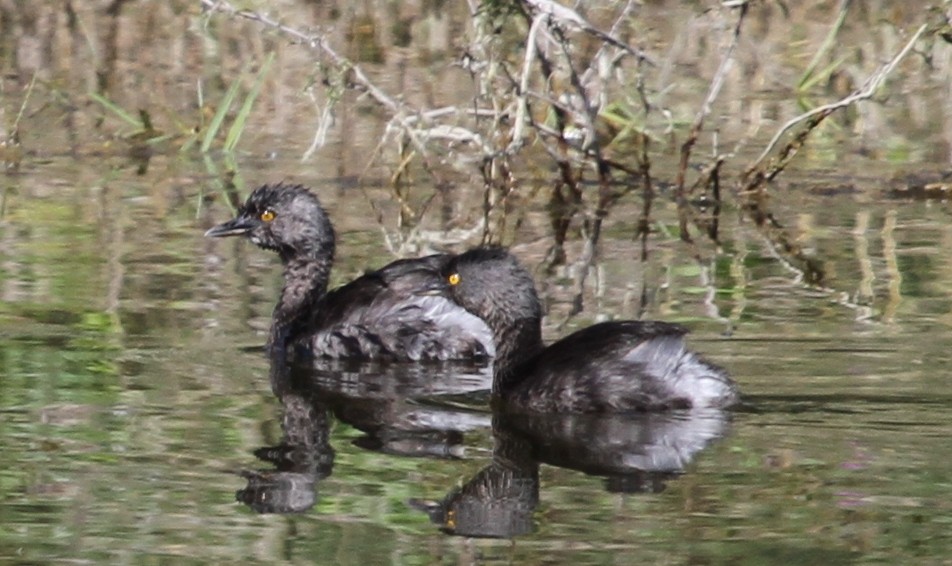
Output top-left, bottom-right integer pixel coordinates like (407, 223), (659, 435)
(3, 160), (950, 564)
(3, 1), (952, 564)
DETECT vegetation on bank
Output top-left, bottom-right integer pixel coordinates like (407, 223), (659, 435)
(193, 0), (944, 293)
(1, 0), (950, 309)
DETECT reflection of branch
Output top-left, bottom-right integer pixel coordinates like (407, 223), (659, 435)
(744, 23), (927, 187)
(732, 23), (927, 291)
(527, 0), (650, 304)
(881, 211), (901, 323)
(675, 2), (748, 242)
(850, 210), (876, 322)
(562, 213), (602, 325)
(742, 194), (826, 285)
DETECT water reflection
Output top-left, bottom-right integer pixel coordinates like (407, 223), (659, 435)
(413, 410), (731, 538)
(239, 351), (729, 526)
(410, 414), (539, 539)
(295, 358), (491, 458)
(236, 388), (335, 514)
(1, 1), (951, 562)
(237, 358), (490, 513)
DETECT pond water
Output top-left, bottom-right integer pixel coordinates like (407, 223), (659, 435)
(4, 158), (951, 565)
(2, 1), (952, 564)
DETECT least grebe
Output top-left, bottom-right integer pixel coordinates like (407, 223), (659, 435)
(439, 248), (739, 412)
(205, 183), (493, 361)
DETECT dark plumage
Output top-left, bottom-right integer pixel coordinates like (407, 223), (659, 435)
(205, 183), (494, 361)
(438, 248), (739, 412)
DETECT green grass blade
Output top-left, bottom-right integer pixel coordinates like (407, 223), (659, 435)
(798, 0), (849, 91)
(179, 134), (198, 154)
(200, 77), (243, 153)
(89, 92), (142, 128)
(799, 55), (848, 92)
(224, 52), (273, 152)
(145, 133), (177, 145)
(13, 72), (38, 130)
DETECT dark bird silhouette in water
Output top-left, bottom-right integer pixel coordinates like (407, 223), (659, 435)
(205, 183), (493, 362)
(436, 248), (739, 412)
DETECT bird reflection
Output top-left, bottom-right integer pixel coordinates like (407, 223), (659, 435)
(237, 354), (729, 523)
(236, 357), (491, 513)
(409, 415), (539, 538)
(297, 358), (491, 459)
(236, 389), (334, 513)
(411, 409), (731, 538)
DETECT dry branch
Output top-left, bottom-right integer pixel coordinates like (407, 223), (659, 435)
(521, 0), (653, 64)
(200, 0), (435, 162)
(673, 1), (748, 246)
(741, 23), (927, 193)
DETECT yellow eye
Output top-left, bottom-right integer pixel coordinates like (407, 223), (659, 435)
(448, 273), (461, 286)
(260, 209), (275, 222)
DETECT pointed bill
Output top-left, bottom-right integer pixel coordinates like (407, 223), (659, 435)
(204, 216), (255, 238)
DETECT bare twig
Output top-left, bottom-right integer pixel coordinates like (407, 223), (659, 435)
(508, 13), (547, 154)
(301, 94), (334, 162)
(200, 0), (435, 160)
(583, 0), (639, 85)
(521, 0), (654, 64)
(745, 23), (927, 182)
